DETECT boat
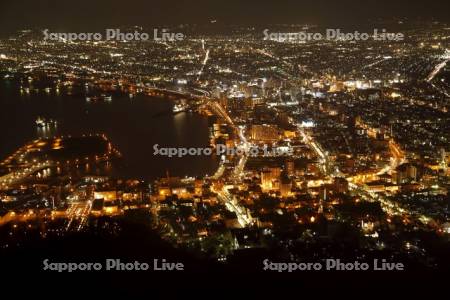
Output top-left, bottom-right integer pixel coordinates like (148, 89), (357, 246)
(86, 94), (112, 102)
(152, 104), (188, 118)
(173, 103), (188, 114)
(36, 117), (57, 128)
(101, 94), (112, 101)
(35, 117), (45, 127)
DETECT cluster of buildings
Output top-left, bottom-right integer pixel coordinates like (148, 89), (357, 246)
(0, 21), (449, 266)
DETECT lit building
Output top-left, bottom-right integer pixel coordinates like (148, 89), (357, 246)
(94, 190), (117, 201)
(280, 175), (292, 198)
(261, 167), (281, 192)
(251, 124), (280, 142)
(285, 159), (295, 176)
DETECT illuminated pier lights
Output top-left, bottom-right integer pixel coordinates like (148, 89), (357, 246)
(0, 160), (52, 189)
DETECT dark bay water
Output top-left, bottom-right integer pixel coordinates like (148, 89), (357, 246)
(0, 80), (218, 180)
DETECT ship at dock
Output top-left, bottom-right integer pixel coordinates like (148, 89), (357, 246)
(173, 103), (188, 114)
(152, 103), (189, 118)
(86, 94), (112, 103)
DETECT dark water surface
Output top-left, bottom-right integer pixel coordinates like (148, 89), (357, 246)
(0, 80), (218, 180)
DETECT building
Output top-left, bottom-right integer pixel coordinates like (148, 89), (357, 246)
(333, 177), (349, 193)
(285, 159), (295, 176)
(251, 124), (280, 142)
(395, 163), (418, 184)
(280, 174), (292, 198)
(261, 167), (281, 192)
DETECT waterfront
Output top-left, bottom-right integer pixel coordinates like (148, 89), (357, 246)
(0, 80), (218, 180)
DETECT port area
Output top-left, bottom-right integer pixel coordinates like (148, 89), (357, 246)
(0, 134), (121, 190)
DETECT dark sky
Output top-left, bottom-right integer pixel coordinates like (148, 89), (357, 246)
(0, 0), (449, 34)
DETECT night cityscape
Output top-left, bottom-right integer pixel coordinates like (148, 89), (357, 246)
(0, 0), (449, 295)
